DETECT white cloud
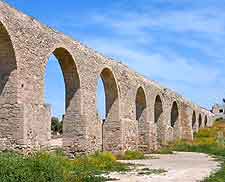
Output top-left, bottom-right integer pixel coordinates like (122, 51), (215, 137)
(86, 38), (220, 86)
(90, 7), (225, 35)
(50, 1), (225, 109)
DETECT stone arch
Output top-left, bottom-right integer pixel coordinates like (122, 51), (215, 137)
(198, 114), (202, 128)
(192, 111), (196, 130)
(170, 101), (179, 127)
(99, 67), (120, 152)
(44, 47), (81, 150)
(0, 21), (17, 102)
(204, 115), (208, 127)
(135, 86), (148, 151)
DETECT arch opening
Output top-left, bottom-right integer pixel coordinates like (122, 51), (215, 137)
(97, 68), (119, 151)
(136, 87), (148, 151)
(198, 114), (202, 128)
(100, 68), (119, 122)
(45, 47), (80, 148)
(170, 101), (179, 128)
(45, 54), (65, 138)
(97, 79), (106, 120)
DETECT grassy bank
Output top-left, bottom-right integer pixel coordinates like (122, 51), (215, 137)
(0, 151), (130, 182)
(159, 119), (225, 182)
(2, 120), (224, 182)
(0, 149), (147, 182)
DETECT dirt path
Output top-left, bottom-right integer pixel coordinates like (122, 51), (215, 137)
(107, 152), (220, 182)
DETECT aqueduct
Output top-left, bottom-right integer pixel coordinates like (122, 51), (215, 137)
(0, 1), (214, 154)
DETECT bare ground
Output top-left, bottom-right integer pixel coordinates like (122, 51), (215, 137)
(48, 139), (220, 182)
(106, 152), (220, 182)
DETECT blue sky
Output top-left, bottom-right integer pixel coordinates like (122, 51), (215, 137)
(5, 0), (225, 118)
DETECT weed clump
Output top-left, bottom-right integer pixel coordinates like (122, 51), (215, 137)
(137, 168), (167, 175)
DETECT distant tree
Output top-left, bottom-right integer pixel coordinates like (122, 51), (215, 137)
(51, 117), (63, 135)
(59, 120), (63, 134)
(223, 98), (225, 104)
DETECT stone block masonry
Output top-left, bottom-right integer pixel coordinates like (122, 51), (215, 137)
(0, 1), (214, 154)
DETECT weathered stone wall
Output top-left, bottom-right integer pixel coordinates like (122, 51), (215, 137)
(0, 1), (214, 154)
(23, 103), (51, 150)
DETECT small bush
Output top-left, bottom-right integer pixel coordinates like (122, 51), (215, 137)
(155, 147), (174, 154)
(215, 118), (224, 122)
(115, 150), (145, 160)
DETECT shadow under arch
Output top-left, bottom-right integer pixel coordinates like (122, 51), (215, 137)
(170, 101), (179, 128)
(99, 67), (120, 152)
(154, 95), (163, 124)
(154, 95), (164, 144)
(0, 21), (17, 101)
(198, 114), (202, 128)
(192, 111), (196, 132)
(204, 115), (208, 127)
(135, 86), (148, 151)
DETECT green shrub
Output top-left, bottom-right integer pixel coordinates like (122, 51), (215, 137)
(216, 132), (225, 147)
(73, 151), (128, 172)
(155, 147), (174, 154)
(115, 150), (145, 160)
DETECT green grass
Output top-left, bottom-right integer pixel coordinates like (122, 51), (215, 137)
(157, 119), (225, 182)
(0, 151), (129, 182)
